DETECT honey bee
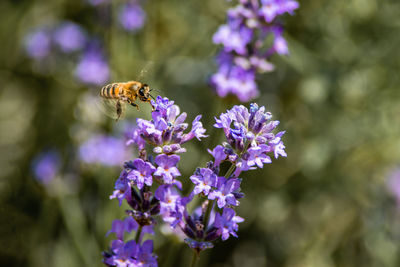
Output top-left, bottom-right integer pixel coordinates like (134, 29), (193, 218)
(99, 81), (155, 121)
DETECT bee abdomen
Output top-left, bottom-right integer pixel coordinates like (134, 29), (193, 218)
(101, 83), (119, 99)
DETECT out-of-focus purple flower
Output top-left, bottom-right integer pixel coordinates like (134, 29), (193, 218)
(32, 150), (60, 185)
(190, 168), (218, 196)
(79, 134), (130, 166)
(210, 0), (299, 102)
(126, 159), (156, 189)
(208, 177), (241, 208)
(75, 46), (110, 85)
(119, 2), (146, 32)
(214, 207), (244, 241)
(128, 96), (207, 155)
(154, 154), (181, 184)
(53, 22), (86, 53)
(24, 28), (52, 59)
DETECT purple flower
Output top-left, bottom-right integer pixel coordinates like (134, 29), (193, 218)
(190, 168), (218, 196)
(75, 46), (110, 85)
(208, 177), (241, 208)
(154, 154), (181, 184)
(53, 22), (86, 53)
(107, 217), (138, 241)
(135, 240), (158, 267)
(127, 159), (156, 189)
(103, 240), (138, 266)
(119, 2), (146, 32)
(110, 170), (133, 206)
(103, 240), (157, 267)
(155, 185), (183, 226)
(212, 103), (286, 175)
(128, 96), (207, 155)
(210, 0), (299, 102)
(246, 144), (272, 168)
(208, 145), (227, 167)
(79, 134), (130, 166)
(32, 150), (60, 185)
(24, 28), (52, 59)
(214, 207), (244, 241)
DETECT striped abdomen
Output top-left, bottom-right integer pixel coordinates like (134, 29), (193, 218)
(100, 83), (121, 99)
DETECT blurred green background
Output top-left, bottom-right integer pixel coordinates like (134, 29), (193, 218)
(1, 0), (400, 266)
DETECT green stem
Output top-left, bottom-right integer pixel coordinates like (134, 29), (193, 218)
(135, 225), (143, 243)
(224, 163), (236, 179)
(190, 251), (198, 267)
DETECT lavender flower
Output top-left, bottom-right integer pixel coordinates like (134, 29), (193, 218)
(107, 217), (139, 241)
(208, 177), (241, 208)
(126, 159), (156, 189)
(104, 99), (286, 262)
(210, 0), (299, 102)
(24, 28), (52, 59)
(214, 207), (244, 241)
(119, 2), (146, 32)
(212, 103), (286, 176)
(103, 240), (157, 267)
(190, 168), (218, 196)
(155, 185), (184, 226)
(53, 22), (86, 53)
(128, 96), (207, 155)
(154, 154), (181, 184)
(75, 45), (110, 85)
(32, 150), (61, 185)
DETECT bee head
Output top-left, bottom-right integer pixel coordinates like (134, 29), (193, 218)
(138, 84), (151, 101)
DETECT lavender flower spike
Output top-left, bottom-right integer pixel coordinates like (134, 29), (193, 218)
(129, 96), (207, 155)
(210, 0), (299, 102)
(212, 103), (286, 176)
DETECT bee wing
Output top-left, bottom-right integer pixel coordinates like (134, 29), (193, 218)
(136, 61), (154, 81)
(95, 97), (126, 121)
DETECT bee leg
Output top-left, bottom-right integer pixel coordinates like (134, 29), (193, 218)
(130, 102), (140, 110)
(116, 101), (122, 121)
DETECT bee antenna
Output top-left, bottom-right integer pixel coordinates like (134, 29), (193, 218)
(150, 88), (161, 93)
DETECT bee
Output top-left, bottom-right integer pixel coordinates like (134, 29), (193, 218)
(99, 81), (155, 121)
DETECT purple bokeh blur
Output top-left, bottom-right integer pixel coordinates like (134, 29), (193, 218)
(24, 28), (52, 59)
(118, 2), (146, 32)
(53, 22), (87, 53)
(79, 135), (132, 166)
(75, 45), (110, 85)
(32, 150), (61, 185)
